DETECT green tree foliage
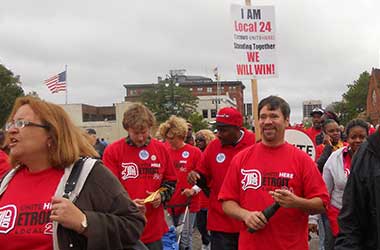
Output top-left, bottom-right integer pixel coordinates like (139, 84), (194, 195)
(334, 71), (370, 125)
(0, 64), (24, 127)
(187, 112), (209, 132)
(139, 80), (198, 123)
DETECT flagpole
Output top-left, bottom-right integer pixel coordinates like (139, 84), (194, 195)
(65, 64), (68, 104)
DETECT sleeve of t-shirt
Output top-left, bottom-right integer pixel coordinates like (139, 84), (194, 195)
(196, 142), (212, 179)
(218, 152), (242, 203)
(102, 143), (120, 179)
(192, 147), (202, 171)
(322, 154), (336, 196)
(161, 145), (177, 182)
(300, 152), (330, 207)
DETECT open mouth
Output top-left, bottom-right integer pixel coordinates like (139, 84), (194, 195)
(9, 138), (18, 147)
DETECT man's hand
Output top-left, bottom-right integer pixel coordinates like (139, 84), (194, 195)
(242, 210), (268, 231)
(181, 188), (196, 197)
(146, 191), (161, 208)
(269, 189), (300, 208)
(187, 171), (200, 185)
(50, 196), (86, 234)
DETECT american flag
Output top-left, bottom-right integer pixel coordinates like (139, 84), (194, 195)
(44, 71), (66, 93)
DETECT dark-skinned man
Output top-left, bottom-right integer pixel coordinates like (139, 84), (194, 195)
(188, 107), (255, 250)
(305, 107), (324, 145)
(218, 96), (329, 250)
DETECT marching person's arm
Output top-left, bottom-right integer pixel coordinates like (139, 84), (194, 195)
(335, 146), (368, 250)
(269, 189), (325, 214)
(160, 146), (177, 204)
(317, 144), (333, 173)
(187, 147), (211, 196)
(222, 200), (268, 231)
(52, 164), (146, 249)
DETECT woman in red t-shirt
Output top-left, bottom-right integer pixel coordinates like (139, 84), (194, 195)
(159, 116), (202, 250)
(0, 96), (145, 250)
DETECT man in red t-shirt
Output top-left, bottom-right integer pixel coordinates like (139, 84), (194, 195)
(218, 96), (329, 250)
(305, 107), (324, 145)
(188, 107), (255, 250)
(103, 103), (177, 250)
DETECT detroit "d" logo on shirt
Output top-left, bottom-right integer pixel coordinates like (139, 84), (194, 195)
(0, 205), (17, 234)
(241, 169), (262, 190)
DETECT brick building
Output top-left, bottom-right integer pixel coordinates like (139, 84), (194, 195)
(366, 68), (380, 125)
(123, 74), (245, 116)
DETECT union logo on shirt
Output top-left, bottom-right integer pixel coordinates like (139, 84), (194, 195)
(0, 205), (17, 234)
(139, 150), (149, 160)
(216, 153), (226, 163)
(182, 151), (190, 159)
(241, 169), (262, 190)
(121, 163), (139, 180)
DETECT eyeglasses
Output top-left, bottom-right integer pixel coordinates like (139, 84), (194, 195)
(5, 120), (49, 132)
(195, 138), (205, 142)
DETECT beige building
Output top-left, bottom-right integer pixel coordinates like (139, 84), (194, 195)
(61, 102), (132, 143)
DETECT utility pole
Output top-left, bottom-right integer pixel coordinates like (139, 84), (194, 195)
(214, 67), (219, 112)
(166, 69), (185, 115)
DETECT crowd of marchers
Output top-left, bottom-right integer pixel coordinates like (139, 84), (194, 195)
(0, 95), (379, 250)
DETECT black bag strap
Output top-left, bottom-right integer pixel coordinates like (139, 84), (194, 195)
(63, 157), (87, 199)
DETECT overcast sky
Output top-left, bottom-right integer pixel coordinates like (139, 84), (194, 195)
(1, 0), (379, 123)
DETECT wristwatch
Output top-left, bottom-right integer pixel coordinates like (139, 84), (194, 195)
(79, 214), (88, 234)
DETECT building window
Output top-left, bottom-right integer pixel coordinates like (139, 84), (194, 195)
(197, 87), (203, 92)
(211, 109), (217, 118)
(207, 87), (212, 93)
(202, 109), (208, 118)
(130, 89), (137, 96)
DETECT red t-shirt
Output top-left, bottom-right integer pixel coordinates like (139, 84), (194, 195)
(102, 138), (177, 244)
(0, 167), (64, 250)
(166, 144), (201, 214)
(305, 127), (321, 145)
(218, 142), (329, 250)
(196, 128), (255, 233)
(0, 150), (10, 178)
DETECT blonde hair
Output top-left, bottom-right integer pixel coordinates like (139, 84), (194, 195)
(7, 96), (98, 168)
(195, 129), (216, 145)
(159, 115), (188, 140)
(123, 103), (155, 130)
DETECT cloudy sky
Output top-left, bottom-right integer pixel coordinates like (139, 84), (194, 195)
(1, 0), (379, 122)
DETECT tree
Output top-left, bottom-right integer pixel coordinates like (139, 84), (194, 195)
(139, 79), (198, 123)
(333, 71), (370, 125)
(0, 64), (24, 127)
(187, 112), (209, 132)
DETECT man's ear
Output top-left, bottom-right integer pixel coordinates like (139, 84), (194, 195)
(285, 117), (290, 127)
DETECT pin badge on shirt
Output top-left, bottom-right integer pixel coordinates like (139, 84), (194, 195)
(182, 151), (190, 159)
(139, 150), (149, 160)
(216, 153), (226, 163)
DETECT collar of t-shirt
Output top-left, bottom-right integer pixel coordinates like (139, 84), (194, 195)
(125, 136), (151, 148)
(222, 129), (244, 147)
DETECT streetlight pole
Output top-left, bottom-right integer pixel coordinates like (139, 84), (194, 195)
(166, 71), (181, 115)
